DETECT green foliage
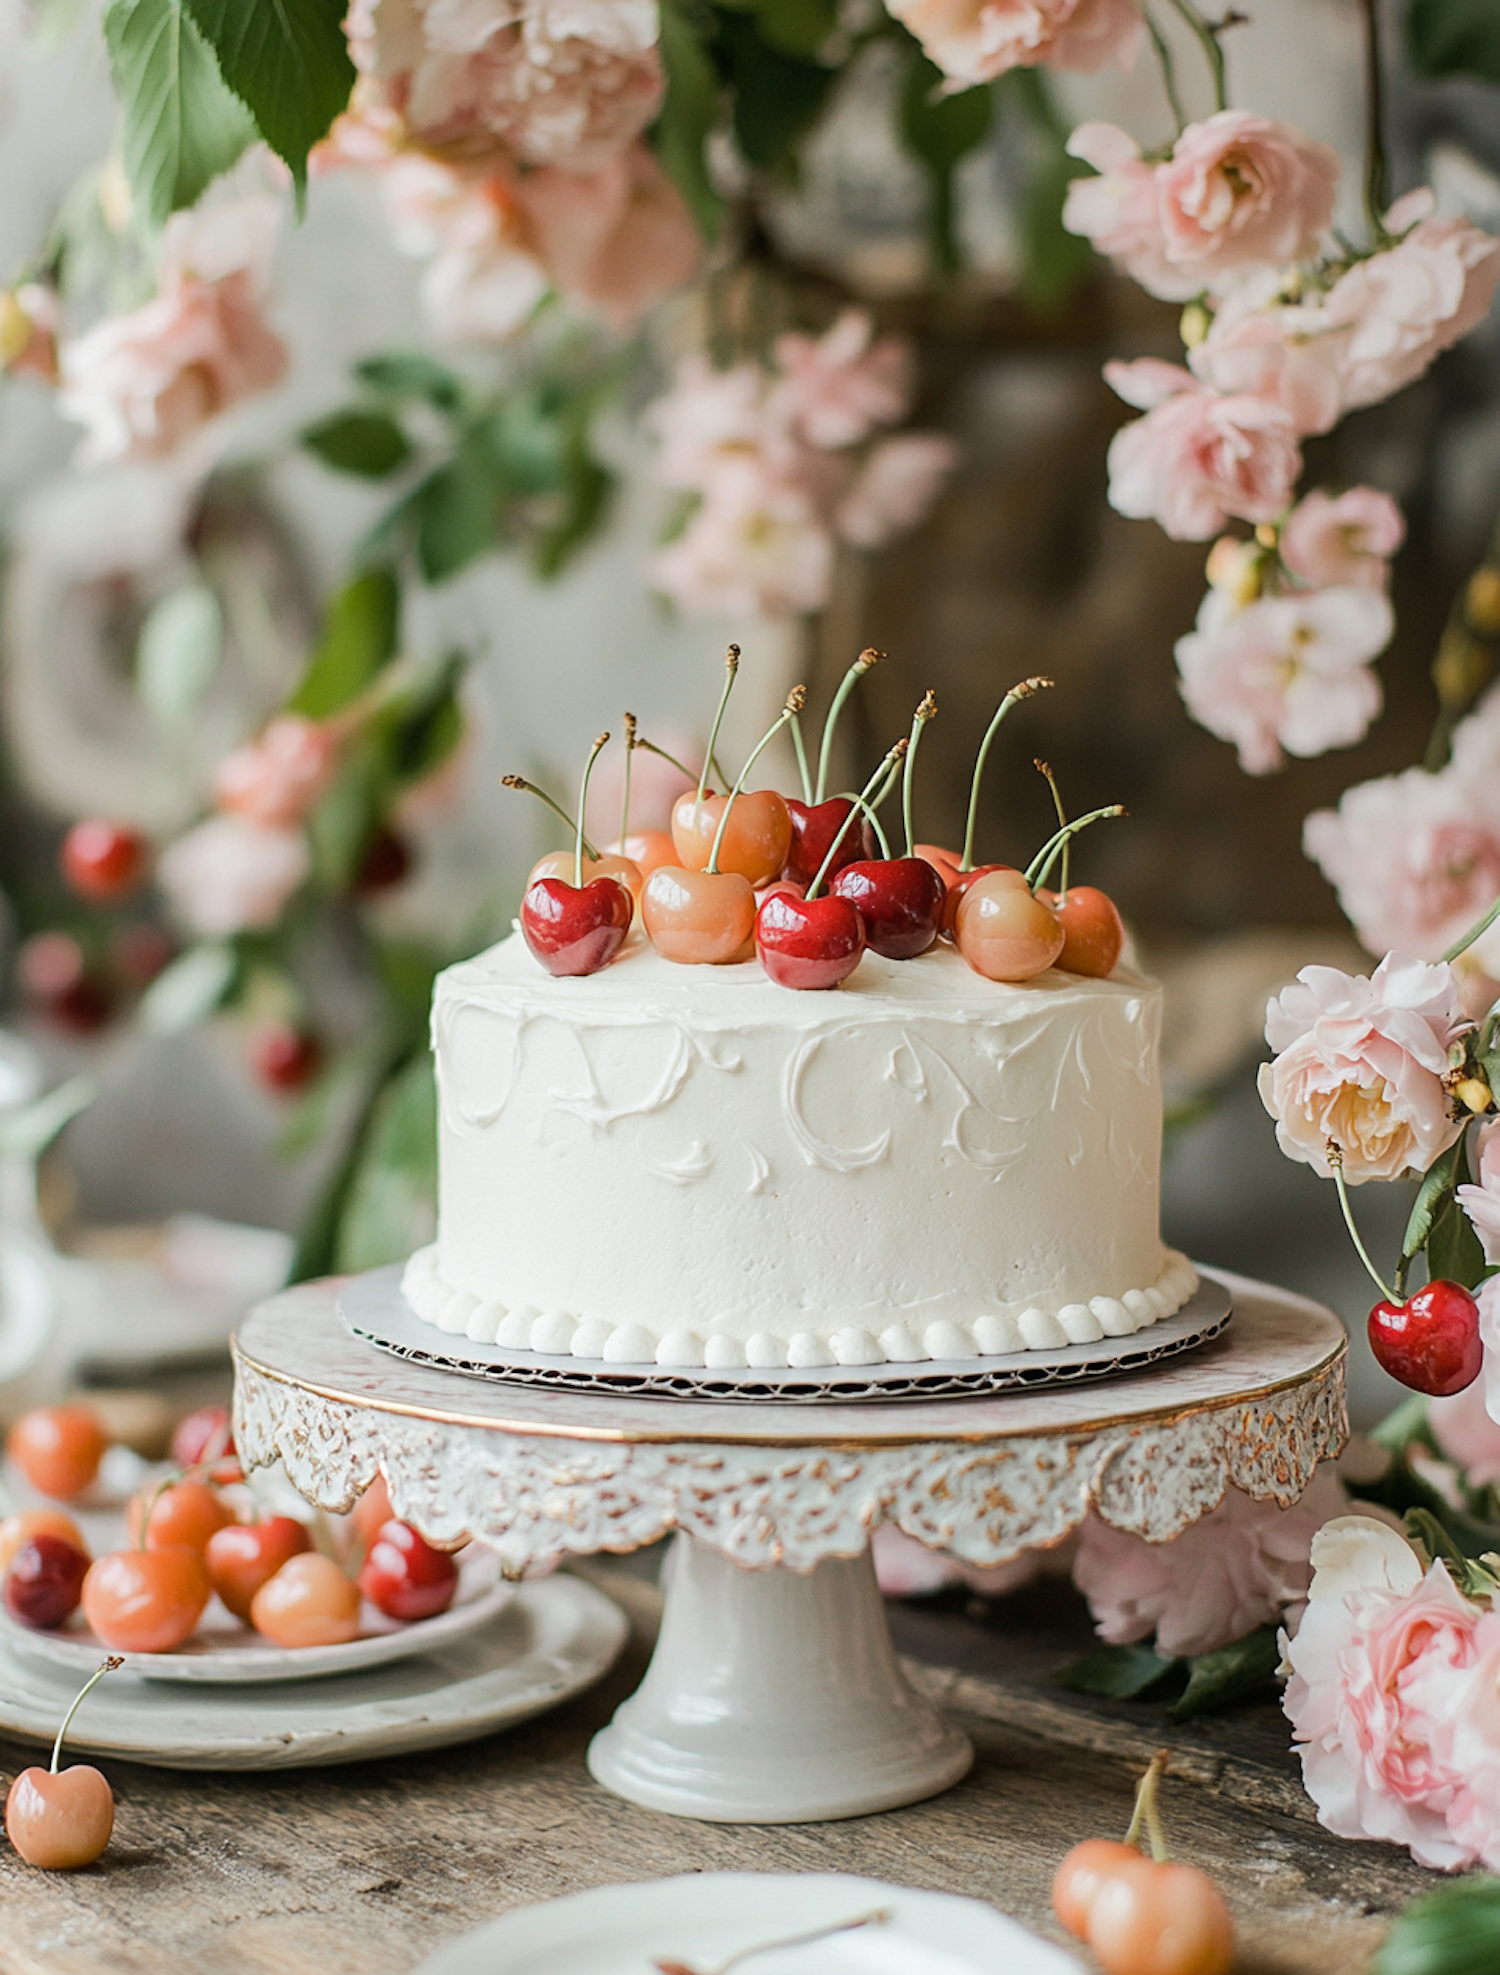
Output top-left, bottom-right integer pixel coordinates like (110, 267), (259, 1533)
(290, 569), (401, 720)
(334, 1053), (439, 1274)
(716, 8), (837, 177)
(1408, 0), (1500, 83)
(302, 409), (412, 479)
(655, 0), (725, 236)
(1056, 1641), (1179, 1699)
(899, 52), (991, 272)
(182, 0), (355, 198)
(103, 0), (257, 227)
(138, 941), (238, 1034)
(1404, 1134), (1471, 1264)
(1428, 1188), (1490, 1289)
(411, 437), (508, 584)
(0, 1078), (95, 1159)
(1169, 1626), (1280, 1721)
(355, 351), (467, 414)
(1370, 1391), (1435, 1455)
(1372, 1876), (1500, 1975)
(1002, 69), (1094, 316)
(721, 0), (839, 60)
(135, 582), (223, 721)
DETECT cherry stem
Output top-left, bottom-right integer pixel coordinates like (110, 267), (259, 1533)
(707, 688), (806, 875)
(1122, 1751), (1171, 1864)
(620, 712), (637, 845)
(634, 736), (696, 782)
(1328, 1144), (1398, 1303)
(902, 691), (937, 861)
(51, 1657), (123, 1774)
(1024, 805), (1126, 892)
(574, 733), (610, 891)
(1036, 759), (1070, 894)
(960, 676), (1052, 872)
(502, 777), (601, 864)
(830, 789), (892, 860)
(815, 648), (881, 805)
(696, 645), (740, 830)
(789, 707), (813, 804)
(809, 741), (906, 899)
(1442, 893), (1500, 965)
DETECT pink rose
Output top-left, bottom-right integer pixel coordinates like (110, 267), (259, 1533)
(768, 311), (912, 451)
(871, 1524), (1051, 1598)
(834, 434), (958, 549)
(1064, 122), (1190, 299)
(1257, 952), (1464, 1183)
(214, 717), (337, 830)
(381, 155), (549, 341)
(158, 815), (310, 936)
(1073, 1465), (1350, 1660)
(885, 0), (1143, 88)
(1430, 1349), (1500, 1486)
(1280, 487), (1405, 590)
(1187, 283), (1348, 435)
(1282, 1517), (1481, 1869)
(650, 471), (836, 621)
(1175, 584), (1390, 774)
(1457, 1123), (1500, 1269)
(512, 143), (700, 329)
(1104, 360), (1302, 540)
(1445, 1615), (1500, 1869)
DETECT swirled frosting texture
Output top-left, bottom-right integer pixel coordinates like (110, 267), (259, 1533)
(417, 932), (1195, 1366)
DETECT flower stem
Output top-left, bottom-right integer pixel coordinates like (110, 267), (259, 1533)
(1145, 6), (1188, 132)
(902, 691), (937, 859)
(707, 688), (805, 875)
(815, 649), (881, 804)
(697, 645), (740, 828)
(1328, 1143), (1398, 1303)
(620, 712), (636, 845)
(1024, 805), (1126, 892)
(1163, 0), (1229, 112)
(51, 1658), (123, 1774)
(1358, 0), (1389, 243)
(960, 676), (1052, 872)
(810, 741), (906, 898)
(502, 777), (601, 863)
(574, 733), (609, 891)
(1443, 893), (1500, 965)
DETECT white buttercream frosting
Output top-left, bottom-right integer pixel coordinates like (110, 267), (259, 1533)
(406, 931), (1197, 1367)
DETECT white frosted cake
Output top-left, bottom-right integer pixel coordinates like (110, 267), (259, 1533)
(400, 931), (1197, 1369)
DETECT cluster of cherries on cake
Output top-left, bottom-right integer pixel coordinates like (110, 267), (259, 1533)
(511, 650), (1127, 989)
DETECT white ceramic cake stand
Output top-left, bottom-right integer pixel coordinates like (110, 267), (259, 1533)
(232, 1267), (1346, 1826)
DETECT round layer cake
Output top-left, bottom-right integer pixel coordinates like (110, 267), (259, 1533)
(401, 930), (1196, 1368)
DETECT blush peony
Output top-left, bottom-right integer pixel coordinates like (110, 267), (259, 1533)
(158, 815), (310, 936)
(214, 717), (338, 830)
(1257, 953), (1464, 1183)
(1104, 360), (1302, 539)
(650, 472), (837, 621)
(885, 0), (1143, 88)
(1280, 487), (1405, 591)
(1174, 584), (1390, 774)
(512, 142), (701, 329)
(1188, 283), (1349, 436)
(1444, 1614), (1500, 1870)
(381, 154), (550, 342)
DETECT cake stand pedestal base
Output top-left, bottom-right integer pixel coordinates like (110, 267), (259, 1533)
(587, 1537), (972, 1821)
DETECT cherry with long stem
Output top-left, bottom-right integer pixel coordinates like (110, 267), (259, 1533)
(1035, 759), (1070, 893)
(1443, 891), (1500, 964)
(902, 690), (937, 858)
(572, 733), (610, 888)
(959, 676), (1052, 872)
(789, 702), (813, 804)
(1024, 805), (1126, 892)
(501, 776), (602, 862)
(695, 645), (740, 830)
(619, 712), (637, 845)
(814, 648), (881, 804)
(50, 1659), (122, 1776)
(809, 741), (908, 898)
(1327, 1143), (1398, 1302)
(706, 689), (806, 874)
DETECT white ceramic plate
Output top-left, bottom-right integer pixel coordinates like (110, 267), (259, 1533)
(0, 1573), (627, 1768)
(0, 1538), (513, 1684)
(412, 1872), (1083, 1975)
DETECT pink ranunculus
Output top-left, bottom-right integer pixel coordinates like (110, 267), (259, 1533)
(768, 310), (913, 451)
(1457, 1123), (1500, 1268)
(1155, 111), (1339, 292)
(650, 471), (836, 621)
(58, 196), (287, 465)
(1073, 1464), (1350, 1660)
(1303, 764), (1500, 964)
(1281, 1517), (1482, 1869)
(1281, 487), (1406, 591)
(834, 434), (958, 549)
(1104, 360), (1302, 540)
(1175, 584), (1390, 774)
(511, 142), (700, 329)
(1326, 203), (1500, 413)
(1188, 283), (1349, 436)
(884, 0), (1143, 88)
(1430, 1345), (1500, 1485)
(214, 716), (338, 830)
(1257, 952), (1464, 1183)
(158, 815), (310, 936)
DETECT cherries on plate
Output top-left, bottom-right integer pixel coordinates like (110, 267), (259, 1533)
(358, 1520), (460, 1622)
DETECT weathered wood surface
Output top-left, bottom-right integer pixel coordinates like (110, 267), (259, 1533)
(0, 1559), (1432, 1975)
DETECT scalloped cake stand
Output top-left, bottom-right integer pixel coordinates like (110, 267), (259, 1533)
(232, 1266), (1346, 1826)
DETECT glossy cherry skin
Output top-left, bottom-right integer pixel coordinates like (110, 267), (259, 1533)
(249, 1552), (361, 1648)
(0, 1511), (87, 1576)
(915, 843), (962, 889)
(955, 874), (1064, 982)
(830, 858), (945, 960)
(351, 1473), (395, 1551)
(755, 890), (866, 991)
(82, 1547), (211, 1653)
(671, 790), (792, 886)
(358, 1520), (460, 1621)
(206, 1518), (313, 1623)
(7, 1407), (107, 1502)
(1084, 1857), (1234, 1975)
(171, 1405), (240, 1483)
(528, 850), (643, 914)
(251, 1026), (323, 1093)
(939, 864), (1020, 940)
(60, 820), (148, 901)
(1041, 886), (1126, 979)
(128, 1480), (234, 1555)
(1368, 1281), (1483, 1397)
(641, 867), (756, 965)
(785, 799), (875, 887)
(520, 876), (632, 978)
(6, 1765), (114, 1869)
(1054, 1840), (1153, 1940)
(4, 1534), (90, 1629)
(604, 832), (678, 881)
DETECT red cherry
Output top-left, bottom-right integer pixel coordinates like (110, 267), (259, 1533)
(1368, 1281), (1483, 1397)
(754, 889), (866, 991)
(520, 875), (632, 977)
(528, 849), (642, 915)
(915, 843), (962, 889)
(60, 821), (148, 902)
(171, 1405), (238, 1479)
(830, 858), (945, 960)
(4, 1534), (90, 1630)
(939, 864), (1020, 941)
(251, 1026), (323, 1092)
(206, 1517), (312, 1623)
(784, 799), (875, 887)
(1043, 886), (1127, 978)
(353, 826), (413, 895)
(357, 1519), (459, 1621)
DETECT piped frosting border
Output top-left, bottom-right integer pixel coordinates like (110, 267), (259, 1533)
(399, 1242), (1200, 1368)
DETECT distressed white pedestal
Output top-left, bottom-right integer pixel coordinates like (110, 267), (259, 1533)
(234, 1269), (1346, 1825)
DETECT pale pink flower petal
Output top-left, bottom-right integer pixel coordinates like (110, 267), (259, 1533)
(834, 434), (958, 548)
(1156, 111), (1339, 291)
(650, 473), (835, 621)
(1444, 1614), (1500, 1870)
(214, 716), (338, 830)
(512, 142), (700, 329)
(1430, 1346), (1500, 1483)
(381, 155), (550, 341)
(885, 0), (1143, 89)
(1188, 284), (1349, 436)
(1175, 585), (1390, 773)
(1105, 367), (1302, 540)
(1327, 213), (1500, 411)
(646, 355), (770, 491)
(158, 815), (309, 936)
(1281, 487), (1405, 590)
(768, 310), (913, 451)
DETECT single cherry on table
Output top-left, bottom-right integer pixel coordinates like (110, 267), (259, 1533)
(1368, 1280), (1483, 1397)
(5, 1656), (123, 1871)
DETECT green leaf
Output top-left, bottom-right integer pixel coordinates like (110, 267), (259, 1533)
(899, 53), (991, 273)
(1428, 1191), (1489, 1289)
(302, 409), (412, 479)
(1170, 1625), (1281, 1720)
(412, 442), (504, 584)
(533, 433), (614, 580)
(1002, 67), (1093, 316)
(290, 569), (401, 719)
(135, 581), (222, 721)
(138, 941), (237, 1034)
(1403, 1134), (1469, 1262)
(383, 650), (468, 786)
(182, 0), (355, 199)
(103, 0), (258, 227)
(354, 351), (465, 413)
(655, 0), (724, 237)
(333, 1054), (438, 1274)
(306, 742), (384, 889)
(0, 1078), (95, 1160)
(718, 10), (835, 177)
(1055, 1642), (1180, 1699)
(1369, 1391), (1434, 1455)
(1372, 1875), (1500, 1975)
(752, 0), (838, 59)
(1408, 0), (1500, 83)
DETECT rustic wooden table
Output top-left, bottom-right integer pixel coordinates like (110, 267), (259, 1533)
(0, 1551), (1430, 1975)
